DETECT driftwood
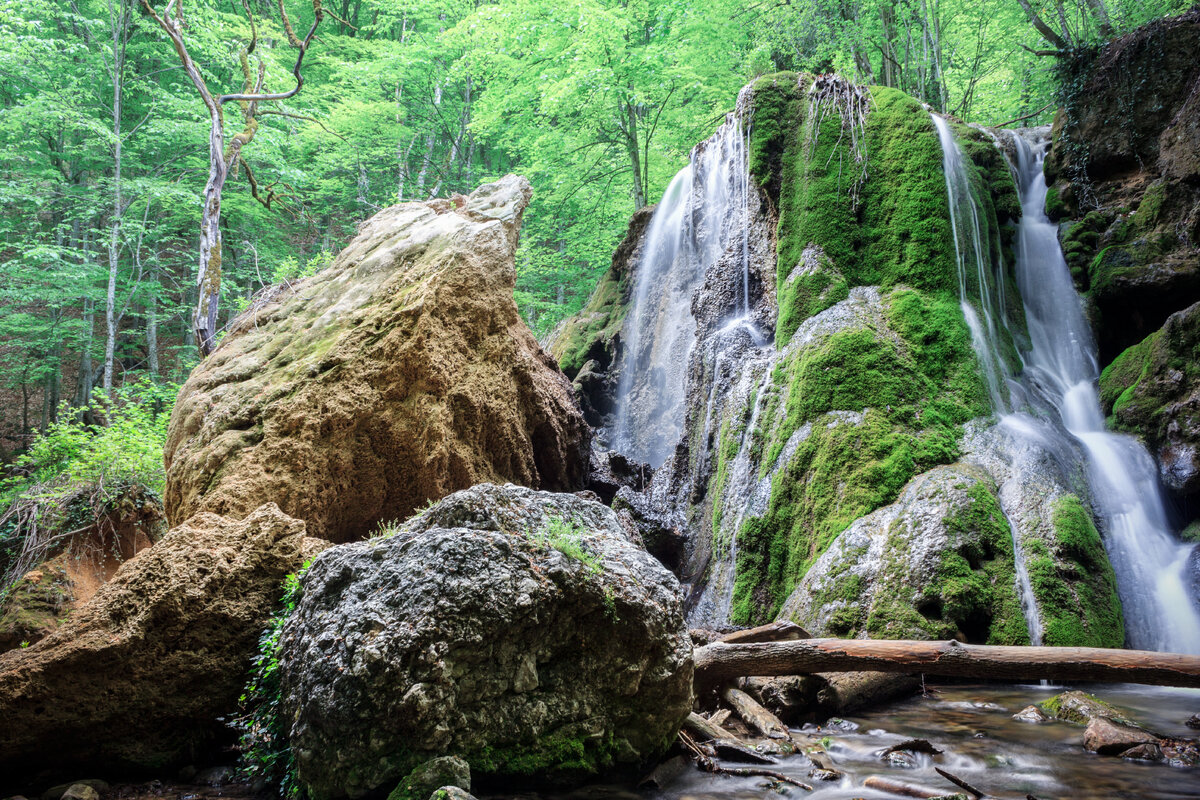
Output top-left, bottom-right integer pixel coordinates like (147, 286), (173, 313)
(721, 685), (790, 739)
(682, 711), (732, 742)
(712, 739), (779, 764)
(678, 731), (812, 791)
(863, 775), (966, 799)
(935, 767), (985, 798)
(694, 638), (1200, 688)
(720, 620), (812, 644)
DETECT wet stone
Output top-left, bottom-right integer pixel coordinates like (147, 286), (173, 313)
(1013, 705), (1048, 724)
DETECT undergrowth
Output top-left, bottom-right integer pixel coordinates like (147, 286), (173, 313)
(235, 563), (311, 798)
(0, 379), (175, 595)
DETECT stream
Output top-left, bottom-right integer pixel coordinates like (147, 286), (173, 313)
(517, 684), (1200, 800)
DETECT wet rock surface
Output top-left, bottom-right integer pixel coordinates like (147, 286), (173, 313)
(1045, 12), (1200, 342)
(1100, 301), (1200, 499)
(279, 484), (693, 798)
(0, 504), (324, 789)
(164, 175), (589, 543)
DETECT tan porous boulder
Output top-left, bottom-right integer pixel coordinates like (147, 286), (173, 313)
(0, 504), (324, 789)
(164, 175), (590, 543)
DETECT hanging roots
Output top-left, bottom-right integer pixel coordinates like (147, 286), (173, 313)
(805, 74), (874, 210)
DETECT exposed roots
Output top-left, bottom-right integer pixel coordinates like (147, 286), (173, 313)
(805, 74), (874, 209)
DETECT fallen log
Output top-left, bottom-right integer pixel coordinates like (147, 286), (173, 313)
(720, 620), (811, 644)
(682, 711), (732, 742)
(722, 685), (790, 740)
(693, 638), (1200, 688)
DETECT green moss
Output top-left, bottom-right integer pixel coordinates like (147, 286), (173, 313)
(1133, 180), (1167, 232)
(1045, 185), (1066, 220)
(469, 729), (621, 779)
(550, 265), (629, 379)
(0, 560), (74, 648)
(863, 480), (1029, 644)
(1182, 521), (1200, 544)
(1025, 495), (1124, 648)
(1098, 328), (1161, 417)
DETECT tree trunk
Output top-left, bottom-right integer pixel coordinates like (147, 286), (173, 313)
(693, 638), (1200, 688)
(1015, 0), (1069, 50)
(103, 0), (127, 393)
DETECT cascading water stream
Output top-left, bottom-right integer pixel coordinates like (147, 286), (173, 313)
(1008, 135), (1200, 654)
(934, 112), (1200, 653)
(613, 92), (756, 468)
(933, 115), (1044, 644)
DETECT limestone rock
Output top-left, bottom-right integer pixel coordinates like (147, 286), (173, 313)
(279, 484), (693, 798)
(40, 782), (107, 800)
(1100, 302), (1200, 499)
(1045, 11), (1200, 361)
(778, 465), (1032, 643)
(1083, 716), (1159, 756)
(0, 504), (324, 785)
(164, 176), (589, 543)
(56, 787), (96, 800)
(387, 757), (470, 800)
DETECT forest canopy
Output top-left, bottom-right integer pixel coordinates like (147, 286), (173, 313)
(0, 0), (1191, 450)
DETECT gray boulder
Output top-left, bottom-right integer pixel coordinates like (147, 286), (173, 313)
(280, 484), (693, 798)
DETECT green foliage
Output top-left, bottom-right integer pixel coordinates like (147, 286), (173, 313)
(535, 515), (601, 575)
(2, 381), (175, 503)
(234, 564), (311, 798)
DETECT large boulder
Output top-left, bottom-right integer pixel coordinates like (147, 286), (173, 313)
(0, 504), (323, 789)
(278, 484), (693, 798)
(165, 176), (590, 543)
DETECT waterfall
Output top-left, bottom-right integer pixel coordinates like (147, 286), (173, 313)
(1008, 134), (1200, 654)
(934, 112), (1200, 652)
(612, 93), (756, 468)
(932, 114), (1044, 644)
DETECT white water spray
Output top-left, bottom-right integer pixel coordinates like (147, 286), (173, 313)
(613, 94), (756, 468)
(1009, 135), (1200, 653)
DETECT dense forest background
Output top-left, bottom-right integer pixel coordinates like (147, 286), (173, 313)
(0, 0), (1191, 453)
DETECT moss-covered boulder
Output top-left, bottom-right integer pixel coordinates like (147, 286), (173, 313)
(0, 504), (326, 788)
(1100, 302), (1200, 499)
(165, 176), (590, 543)
(1045, 9), (1200, 363)
(778, 465), (1030, 643)
(279, 484), (692, 798)
(672, 73), (1027, 627)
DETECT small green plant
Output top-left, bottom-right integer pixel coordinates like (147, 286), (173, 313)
(536, 515), (602, 575)
(270, 250), (335, 286)
(234, 562), (312, 798)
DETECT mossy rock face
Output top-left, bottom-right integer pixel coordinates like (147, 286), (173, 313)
(687, 75), (1029, 626)
(778, 465), (1030, 644)
(704, 285), (989, 624)
(0, 558), (74, 653)
(547, 204), (656, 384)
(1098, 301), (1200, 498)
(1045, 11), (1200, 362)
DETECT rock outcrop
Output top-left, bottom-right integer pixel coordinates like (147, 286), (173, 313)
(164, 176), (590, 543)
(278, 484), (692, 798)
(1045, 10), (1200, 374)
(1100, 302), (1200, 497)
(0, 504), (323, 789)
